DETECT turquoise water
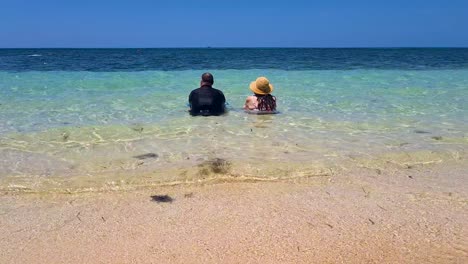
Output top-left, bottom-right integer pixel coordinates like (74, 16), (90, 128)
(0, 49), (467, 192)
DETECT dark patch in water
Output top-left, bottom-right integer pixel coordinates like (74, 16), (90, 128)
(151, 195), (173, 203)
(132, 126), (144, 133)
(133, 153), (158, 160)
(198, 167), (210, 177)
(198, 158), (231, 174)
(431, 136), (443, 140)
(414, 130), (430, 134)
(179, 170), (188, 177)
(62, 132), (70, 141)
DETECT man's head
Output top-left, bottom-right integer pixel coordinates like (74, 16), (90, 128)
(201, 72), (214, 87)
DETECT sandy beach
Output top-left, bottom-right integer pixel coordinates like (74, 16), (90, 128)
(2, 0), (468, 261)
(1, 160), (467, 263)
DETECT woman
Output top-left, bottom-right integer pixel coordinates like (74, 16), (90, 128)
(244, 77), (277, 113)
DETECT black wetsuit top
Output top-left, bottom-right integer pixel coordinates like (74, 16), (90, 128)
(188, 85), (226, 116)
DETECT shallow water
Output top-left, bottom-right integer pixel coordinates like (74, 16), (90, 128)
(0, 49), (467, 192)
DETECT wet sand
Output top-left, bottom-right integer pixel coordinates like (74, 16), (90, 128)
(1, 162), (467, 263)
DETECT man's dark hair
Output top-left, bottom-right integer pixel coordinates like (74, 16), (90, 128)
(201, 72), (214, 85)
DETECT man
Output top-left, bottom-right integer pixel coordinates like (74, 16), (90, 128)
(188, 72), (226, 116)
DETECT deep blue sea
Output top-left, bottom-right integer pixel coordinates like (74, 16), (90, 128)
(0, 48), (467, 192)
(1, 48), (468, 71)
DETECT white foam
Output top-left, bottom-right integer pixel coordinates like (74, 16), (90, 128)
(28, 54), (42, 57)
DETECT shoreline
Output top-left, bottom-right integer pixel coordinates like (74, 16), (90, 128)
(1, 161), (467, 263)
(1, 147), (465, 194)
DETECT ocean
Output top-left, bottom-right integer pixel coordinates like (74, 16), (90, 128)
(0, 48), (467, 192)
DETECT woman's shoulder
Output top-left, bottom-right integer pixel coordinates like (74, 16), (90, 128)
(245, 95), (257, 102)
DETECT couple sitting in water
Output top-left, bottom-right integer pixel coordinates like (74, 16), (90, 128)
(188, 72), (277, 116)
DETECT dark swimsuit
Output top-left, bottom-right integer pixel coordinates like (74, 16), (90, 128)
(188, 86), (226, 116)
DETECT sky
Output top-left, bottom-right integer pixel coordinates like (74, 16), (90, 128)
(1, 0), (467, 48)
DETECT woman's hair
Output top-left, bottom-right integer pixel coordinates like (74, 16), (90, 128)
(255, 94), (276, 111)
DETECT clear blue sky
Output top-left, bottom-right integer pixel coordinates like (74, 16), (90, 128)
(1, 0), (467, 48)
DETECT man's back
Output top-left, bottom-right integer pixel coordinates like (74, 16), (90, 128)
(188, 85), (226, 116)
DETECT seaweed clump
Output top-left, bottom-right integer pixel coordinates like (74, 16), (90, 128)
(198, 158), (231, 175)
(150, 195), (173, 203)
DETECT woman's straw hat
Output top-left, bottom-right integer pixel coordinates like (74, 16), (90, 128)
(250, 77), (274, 95)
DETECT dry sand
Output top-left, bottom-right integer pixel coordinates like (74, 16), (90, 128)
(1, 162), (467, 263)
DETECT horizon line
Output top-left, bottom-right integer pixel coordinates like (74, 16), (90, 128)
(1, 46), (468, 49)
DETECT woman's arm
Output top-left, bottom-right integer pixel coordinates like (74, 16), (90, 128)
(244, 96), (257, 110)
